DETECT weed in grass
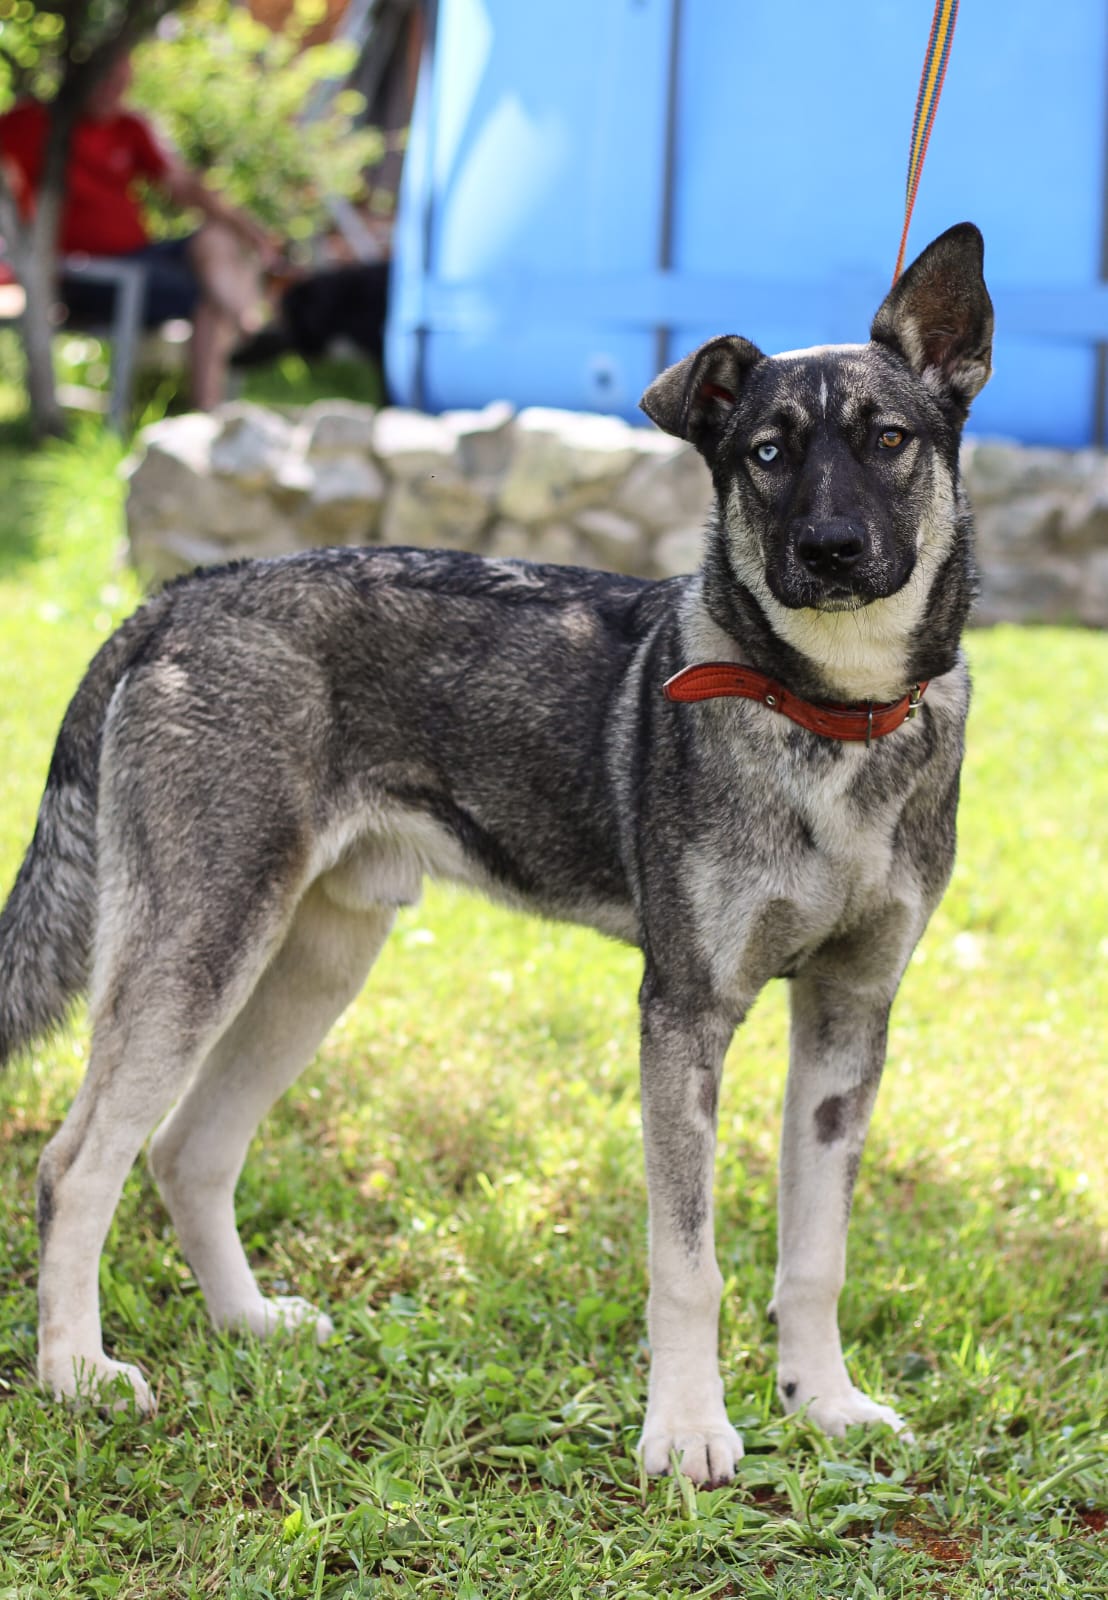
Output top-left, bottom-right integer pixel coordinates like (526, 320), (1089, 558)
(0, 425), (1105, 1597)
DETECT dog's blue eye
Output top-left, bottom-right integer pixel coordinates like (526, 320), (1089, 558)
(755, 443), (779, 464)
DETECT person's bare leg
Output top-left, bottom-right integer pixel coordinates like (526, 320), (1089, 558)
(186, 222), (266, 409)
(188, 298), (238, 411)
(188, 222), (264, 328)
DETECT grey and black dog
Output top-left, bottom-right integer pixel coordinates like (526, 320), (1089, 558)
(0, 223), (992, 1483)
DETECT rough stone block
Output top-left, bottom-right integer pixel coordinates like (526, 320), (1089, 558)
(299, 399), (378, 458)
(962, 438), (1104, 505)
(975, 557), (1086, 625)
(271, 455), (316, 503)
(498, 408), (639, 523)
(442, 401), (516, 477)
(574, 508), (647, 574)
(296, 454), (386, 545)
(209, 403), (297, 487)
(132, 411), (219, 475)
(1056, 491), (1108, 553)
(654, 523), (706, 577)
(373, 408), (459, 478)
(484, 520), (587, 567)
(125, 438), (210, 526)
(973, 496), (1064, 559)
(378, 472), (493, 550)
(613, 437), (712, 531)
(129, 498), (302, 586)
(1077, 549), (1108, 624)
(126, 427), (278, 554)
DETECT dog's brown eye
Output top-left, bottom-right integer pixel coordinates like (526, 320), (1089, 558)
(878, 428), (906, 450)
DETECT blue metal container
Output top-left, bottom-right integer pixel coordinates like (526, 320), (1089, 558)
(387, 0), (1108, 446)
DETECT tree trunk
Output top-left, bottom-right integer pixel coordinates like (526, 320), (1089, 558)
(0, 8), (192, 440)
(0, 173), (64, 439)
(0, 122), (69, 441)
(21, 222), (65, 439)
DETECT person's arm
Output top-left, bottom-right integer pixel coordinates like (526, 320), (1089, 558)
(159, 155), (279, 265)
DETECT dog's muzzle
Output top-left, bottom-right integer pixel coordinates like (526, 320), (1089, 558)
(794, 518), (866, 578)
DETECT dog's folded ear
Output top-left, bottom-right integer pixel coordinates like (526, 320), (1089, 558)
(641, 335), (764, 456)
(871, 222), (994, 413)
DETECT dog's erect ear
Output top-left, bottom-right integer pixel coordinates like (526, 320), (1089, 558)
(641, 335), (764, 456)
(871, 222), (994, 410)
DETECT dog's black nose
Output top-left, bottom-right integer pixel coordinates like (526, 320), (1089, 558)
(794, 519), (865, 574)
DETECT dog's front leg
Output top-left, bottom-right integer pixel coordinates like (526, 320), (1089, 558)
(637, 982), (743, 1484)
(772, 970), (910, 1438)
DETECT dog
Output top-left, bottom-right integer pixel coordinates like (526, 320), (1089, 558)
(230, 262), (389, 373)
(0, 223), (992, 1483)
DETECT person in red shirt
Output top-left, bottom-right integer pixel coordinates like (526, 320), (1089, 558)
(0, 53), (278, 409)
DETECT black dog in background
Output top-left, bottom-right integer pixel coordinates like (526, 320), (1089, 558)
(231, 261), (389, 373)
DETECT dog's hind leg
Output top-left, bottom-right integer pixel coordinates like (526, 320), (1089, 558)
(36, 1021), (196, 1413)
(771, 960), (912, 1439)
(36, 903), (295, 1413)
(636, 982), (744, 1485)
(148, 884), (392, 1345)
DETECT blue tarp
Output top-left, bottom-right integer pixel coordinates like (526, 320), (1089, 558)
(387, 0), (1108, 446)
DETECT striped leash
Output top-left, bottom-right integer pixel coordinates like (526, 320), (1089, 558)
(893, 0), (960, 282)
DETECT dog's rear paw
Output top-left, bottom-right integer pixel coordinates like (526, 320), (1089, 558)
(639, 1415), (744, 1485)
(227, 1295), (334, 1344)
(267, 1295), (335, 1343)
(790, 1384), (913, 1442)
(41, 1354), (155, 1416)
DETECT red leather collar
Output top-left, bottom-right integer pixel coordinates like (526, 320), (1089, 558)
(663, 663), (928, 744)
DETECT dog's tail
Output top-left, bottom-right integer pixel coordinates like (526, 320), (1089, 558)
(0, 601), (166, 1067)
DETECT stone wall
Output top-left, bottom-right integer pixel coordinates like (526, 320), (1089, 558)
(126, 400), (1108, 626)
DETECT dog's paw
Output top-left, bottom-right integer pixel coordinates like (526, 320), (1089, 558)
(41, 1354), (155, 1416)
(232, 1295), (334, 1344)
(786, 1382), (913, 1442)
(639, 1414), (744, 1485)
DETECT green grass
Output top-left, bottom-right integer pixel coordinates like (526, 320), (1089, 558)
(0, 424), (1105, 1598)
(0, 327), (383, 438)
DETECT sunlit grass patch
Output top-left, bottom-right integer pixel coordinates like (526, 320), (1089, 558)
(0, 426), (1104, 1598)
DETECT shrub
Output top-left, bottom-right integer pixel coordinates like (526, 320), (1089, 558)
(130, 0), (382, 246)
